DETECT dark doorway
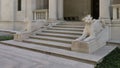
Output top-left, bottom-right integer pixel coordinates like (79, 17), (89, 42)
(91, 0), (99, 19)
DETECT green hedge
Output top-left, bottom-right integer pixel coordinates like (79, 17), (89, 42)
(96, 48), (120, 68)
(0, 35), (13, 41)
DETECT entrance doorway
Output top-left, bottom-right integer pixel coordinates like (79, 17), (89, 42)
(91, 0), (99, 19)
(64, 0), (92, 21)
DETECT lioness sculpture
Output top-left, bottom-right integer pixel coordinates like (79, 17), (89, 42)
(72, 15), (108, 53)
(77, 15), (106, 42)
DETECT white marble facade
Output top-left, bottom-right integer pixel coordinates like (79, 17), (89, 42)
(0, 0), (120, 41)
(0, 0), (111, 21)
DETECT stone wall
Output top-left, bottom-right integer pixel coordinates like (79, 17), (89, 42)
(16, 0), (35, 21)
(0, 0), (37, 31)
(64, 0), (91, 20)
(111, 20), (120, 41)
(0, 0), (35, 21)
(111, 3), (120, 41)
(0, 21), (25, 31)
(0, 0), (14, 21)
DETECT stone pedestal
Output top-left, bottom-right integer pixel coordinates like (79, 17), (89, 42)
(72, 27), (108, 54)
(14, 32), (30, 42)
(72, 40), (106, 54)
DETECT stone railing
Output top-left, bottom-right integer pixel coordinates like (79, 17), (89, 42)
(0, 19), (63, 42)
(33, 9), (48, 20)
(14, 20), (63, 41)
(0, 20), (48, 41)
(14, 20), (48, 41)
(112, 4), (120, 20)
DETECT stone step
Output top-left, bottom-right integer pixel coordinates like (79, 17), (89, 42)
(58, 23), (84, 25)
(48, 27), (84, 31)
(30, 35), (73, 44)
(63, 22), (83, 24)
(57, 23), (84, 25)
(36, 33), (80, 39)
(108, 40), (120, 45)
(42, 30), (82, 35)
(0, 40), (116, 65)
(107, 40), (120, 48)
(53, 25), (84, 28)
(23, 39), (71, 50)
(0, 44), (94, 68)
(0, 29), (19, 34)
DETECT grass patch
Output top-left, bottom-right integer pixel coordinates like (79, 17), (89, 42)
(96, 48), (120, 68)
(0, 35), (13, 41)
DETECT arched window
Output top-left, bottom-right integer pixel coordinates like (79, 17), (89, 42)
(18, 0), (21, 11)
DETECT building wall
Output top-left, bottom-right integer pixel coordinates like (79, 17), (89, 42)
(0, 0), (14, 21)
(111, 22), (120, 41)
(0, 0), (35, 30)
(16, 0), (36, 21)
(0, 0), (15, 30)
(111, 1), (120, 41)
(64, 0), (91, 20)
(0, 0), (35, 21)
(0, 0), (120, 42)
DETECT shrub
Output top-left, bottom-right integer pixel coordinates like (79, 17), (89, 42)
(96, 48), (120, 68)
(0, 35), (13, 41)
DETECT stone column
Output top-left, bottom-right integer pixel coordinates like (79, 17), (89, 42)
(49, 0), (57, 20)
(119, 7), (120, 19)
(113, 6), (117, 19)
(25, 0), (33, 20)
(100, 0), (111, 41)
(57, 0), (64, 20)
(100, 0), (111, 19)
(0, 0), (1, 20)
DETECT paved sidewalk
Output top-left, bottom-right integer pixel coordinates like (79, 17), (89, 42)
(0, 44), (94, 68)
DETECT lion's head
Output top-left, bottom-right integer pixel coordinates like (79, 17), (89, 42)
(82, 15), (93, 24)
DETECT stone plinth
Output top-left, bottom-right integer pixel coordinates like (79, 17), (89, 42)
(14, 32), (30, 41)
(72, 39), (106, 54)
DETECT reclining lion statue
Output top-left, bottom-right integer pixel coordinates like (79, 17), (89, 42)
(77, 15), (106, 42)
(72, 15), (108, 53)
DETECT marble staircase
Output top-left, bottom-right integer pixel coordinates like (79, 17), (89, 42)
(0, 21), (117, 68)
